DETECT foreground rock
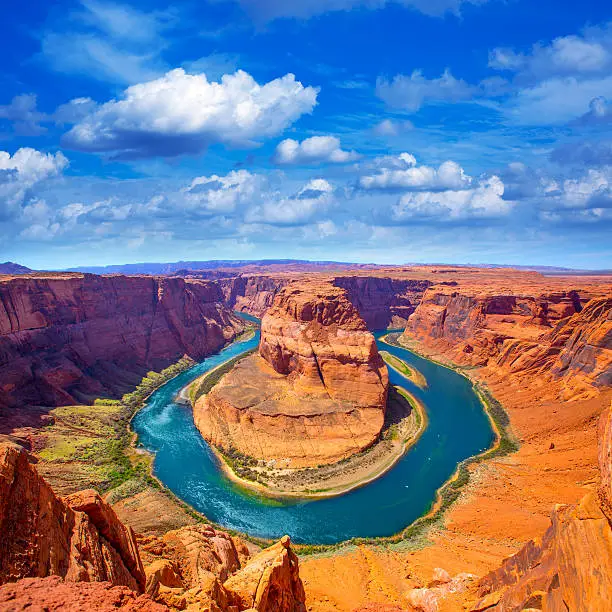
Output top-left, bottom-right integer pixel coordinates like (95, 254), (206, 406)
(0, 440), (307, 611)
(0, 441), (145, 591)
(472, 407), (612, 611)
(0, 576), (165, 611)
(0, 273), (243, 410)
(195, 281), (389, 468)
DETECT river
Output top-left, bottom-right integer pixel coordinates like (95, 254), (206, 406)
(131, 314), (494, 544)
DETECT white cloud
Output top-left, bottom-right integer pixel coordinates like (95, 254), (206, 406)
(246, 178), (334, 226)
(182, 170), (263, 214)
(506, 75), (612, 125)
(236, 0), (489, 23)
(376, 70), (475, 112)
(372, 119), (414, 137)
(0, 148), (68, 224)
(273, 136), (359, 165)
(392, 175), (513, 220)
(489, 27), (612, 81)
(359, 153), (471, 191)
(63, 69), (319, 158)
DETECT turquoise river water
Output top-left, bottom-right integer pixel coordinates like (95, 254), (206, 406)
(132, 313), (494, 544)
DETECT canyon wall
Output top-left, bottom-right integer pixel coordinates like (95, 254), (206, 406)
(0, 441), (146, 592)
(217, 273), (432, 329)
(194, 281), (389, 468)
(333, 276), (432, 329)
(402, 286), (611, 397)
(218, 274), (289, 316)
(0, 274), (243, 409)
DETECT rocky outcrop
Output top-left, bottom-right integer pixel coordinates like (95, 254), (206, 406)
(195, 282), (389, 467)
(333, 276), (431, 329)
(0, 274), (243, 409)
(0, 441), (145, 592)
(472, 408), (612, 611)
(224, 535), (306, 612)
(259, 282), (388, 407)
(495, 297), (612, 393)
(0, 576), (166, 611)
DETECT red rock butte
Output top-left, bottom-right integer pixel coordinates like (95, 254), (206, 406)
(194, 281), (389, 468)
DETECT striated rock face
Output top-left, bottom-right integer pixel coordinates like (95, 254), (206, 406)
(472, 408), (612, 612)
(0, 274), (243, 409)
(195, 282), (389, 467)
(224, 535), (306, 612)
(403, 287), (611, 397)
(259, 282), (388, 407)
(333, 276), (431, 329)
(219, 274), (289, 316)
(0, 441), (145, 592)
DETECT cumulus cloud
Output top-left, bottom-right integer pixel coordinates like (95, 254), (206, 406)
(0, 148), (68, 222)
(489, 26), (612, 82)
(573, 96), (612, 126)
(246, 178), (334, 226)
(182, 170), (264, 214)
(236, 0), (489, 22)
(273, 136), (359, 165)
(62, 69), (318, 159)
(359, 153), (471, 191)
(489, 23), (612, 125)
(376, 70), (475, 112)
(391, 175), (513, 221)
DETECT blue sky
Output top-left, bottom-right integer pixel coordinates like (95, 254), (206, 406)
(1, 0), (612, 269)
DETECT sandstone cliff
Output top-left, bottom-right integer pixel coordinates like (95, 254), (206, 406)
(219, 274), (289, 317)
(333, 276), (431, 329)
(402, 287), (610, 397)
(0, 440), (308, 612)
(0, 274), (243, 409)
(0, 441), (145, 592)
(194, 282), (389, 468)
(472, 407), (612, 611)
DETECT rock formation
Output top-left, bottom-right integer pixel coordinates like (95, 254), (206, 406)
(0, 441), (145, 592)
(0, 440), (308, 611)
(472, 407), (612, 611)
(194, 282), (389, 468)
(402, 287), (611, 397)
(0, 274), (243, 409)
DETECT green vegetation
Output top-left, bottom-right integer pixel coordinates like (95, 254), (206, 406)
(36, 356), (197, 497)
(380, 350), (428, 388)
(189, 348), (257, 404)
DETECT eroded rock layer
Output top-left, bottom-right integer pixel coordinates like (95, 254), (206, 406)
(402, 286), (611, 398)
(194, 282), (388, 468)
(0, 441), (145, 592)
(0, 274), (243, 409)
(473, 408), (612, 611)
